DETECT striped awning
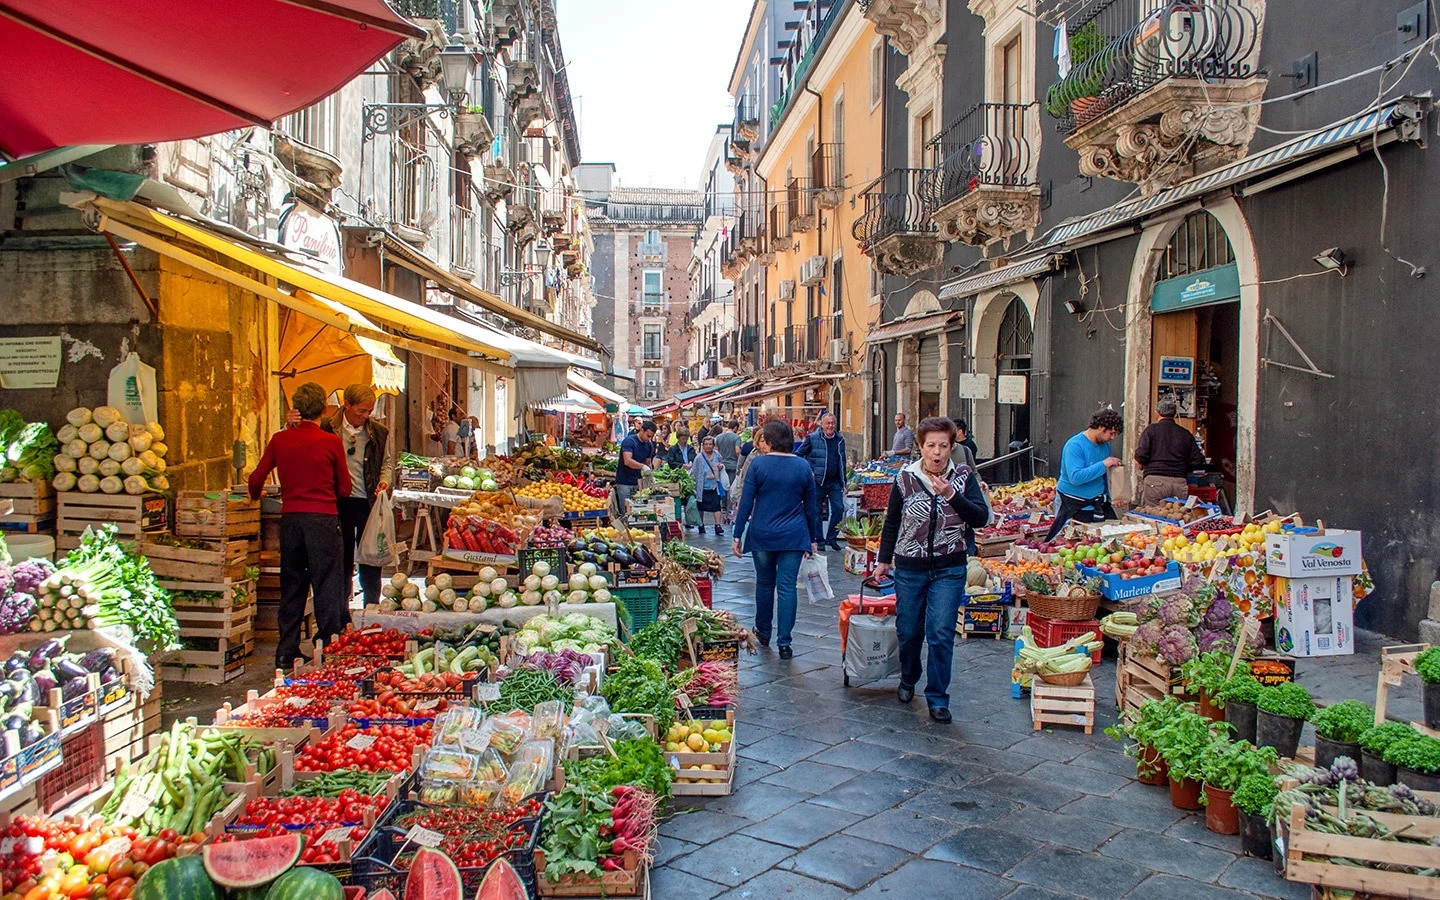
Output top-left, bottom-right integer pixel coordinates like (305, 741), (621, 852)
(938, 254), (1061, 301)
(1044, 99), (1425, 248)
(864, 311), (964, 345)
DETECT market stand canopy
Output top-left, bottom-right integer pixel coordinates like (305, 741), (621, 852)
(277, 305), (405, 399)
(0, 0), (424, 159)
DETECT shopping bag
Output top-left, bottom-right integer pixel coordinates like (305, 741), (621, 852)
(357, 491), (399, 568)
(798, 553), (834, 603)
(107, 353), (157, 425)
(1108, 464), (1133, 508)
(844, 609), (900, 685)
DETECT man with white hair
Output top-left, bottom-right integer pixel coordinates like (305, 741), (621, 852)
(322, 384), (394, 608)
(1133, 396), (1207, 506)
(796, 412), (848, 551)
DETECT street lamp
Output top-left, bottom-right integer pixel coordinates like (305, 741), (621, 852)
(362, 41), (476, 140)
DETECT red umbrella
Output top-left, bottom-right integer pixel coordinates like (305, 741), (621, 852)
(0, 0), (426, 159)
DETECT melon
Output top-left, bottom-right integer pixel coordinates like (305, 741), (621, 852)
(405, 847), (462, 900)
(474, 858), (527, 900)
(203, 832), (304, 889)
(370, 892), (398, 900)
(133, 855), (219, 900)
(264, 866), (343, 900)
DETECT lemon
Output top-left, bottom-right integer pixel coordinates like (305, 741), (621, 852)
(701, 729), (720, 743)
(686, 733), (708, 751)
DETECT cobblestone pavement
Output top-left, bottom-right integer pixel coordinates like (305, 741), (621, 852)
(652, 529), (1418, 900)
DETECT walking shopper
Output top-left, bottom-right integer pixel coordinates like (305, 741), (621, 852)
(873, 417), (990, 722)
(732, 419), (819, 659)
(888, 413), (915, 456)
(796, 412), (847, 551)
(1044, 408), (1124, 540)
(691, 434), (729, 536)
(955, 418), (979, 464)
(321, 384), (393, 608)
(666, 426), (698, 468)
(249, 382), (351, 670)
(615, 419), (656, 512)
(715, 419), (742, 479)
(1134, 396), (1207, 505)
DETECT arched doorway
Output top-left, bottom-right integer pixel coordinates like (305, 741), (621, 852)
(994, 295), (1033, 483)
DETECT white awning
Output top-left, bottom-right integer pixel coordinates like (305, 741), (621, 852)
(938, 255), (1060, 301)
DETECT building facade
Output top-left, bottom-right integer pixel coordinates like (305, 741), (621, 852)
(685, 128), (738, 388)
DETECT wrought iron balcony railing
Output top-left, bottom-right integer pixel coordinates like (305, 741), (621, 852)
(853, 168), (938, 250)
(1045, 0), (1262, 132)
(734, 95), (761, 140)
(926, 102), (1036, 210)
(783, 324), (803, 363)
(786, 178), (817, 233)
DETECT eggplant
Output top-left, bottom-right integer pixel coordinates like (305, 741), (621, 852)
(632, 544), (655, 568)
(77, 649), (112, 674)
(3, 651), (27, 676)
(9, 672), (39, 706)
(0, 680), (16, 709)
(52, 658), (88, 683)
(28, 636), (69, 671)
(18, 722), (44, 749)
(99, 665), (119, 686)
(612, 548), (633, 567)
(32, 669), (56, 698)
(61, 676), (88, 701)
(2, 703), (31, 731)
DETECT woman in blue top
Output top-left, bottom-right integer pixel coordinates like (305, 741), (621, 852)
(731, 419), (820, 659)
(1044, 408), (1124, 540)
(690, 434), (728, 537)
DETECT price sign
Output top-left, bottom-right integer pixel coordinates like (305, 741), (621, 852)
(1028, 510), (1043, 525)
(117, 784), (157, 819)
(413, 698), (441, 711)
(96, 837), (132, 857)
(285, 696), (312, 707)
(346, 734), (376, 750)
(405, 825), (445, 848)
(1184, 495), (1198, 509)
(360, 626), (382, 635)
(676, 692), (692, 709)
(667, 755), (681, 772)
(345, 666), (369, 676)
(593, 717), (610, 735)
(1142, 544), (1157, 559)
(459, 728), (488, 751)
(0, 838), (15, 856)
(475, 682), (501, 702)
(319, 826), (353, 846)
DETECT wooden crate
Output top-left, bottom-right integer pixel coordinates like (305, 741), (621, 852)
(1375, 643), (1436, 736)
(1282, 801), (1440, 899)
(536, 849), (647, 897)
(140, 535), (249, 583)
(175, 491), (261, 539)
(162, 631), (253, 684)
(101, 690), (162, 777)
(0, 480), (56, 532)
(175, 600), (256, 639)
(1123, 650), (1188, 698)
(668, 730), (736, 797)
(1031, 673), (1096, 734)
(56, 491), (168, 550)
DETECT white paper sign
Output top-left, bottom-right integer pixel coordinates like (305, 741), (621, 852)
(405, 825), (445, 848)
(996, 374), (1028, 405)
(345, 666), (369, 676)
(285, 696), (313, 707)
(957, 372), (990, 400)
(413, 698), (441, 711)
(319, 826), (353, 846)
(475, 682), (501, 702)
(346, 734), (376, 750)
(458, 728), (488, 751)
(0, 336), (61, 389)
(117, 784), (156, 818)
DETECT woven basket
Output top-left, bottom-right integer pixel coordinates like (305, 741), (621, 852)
(1037, 669), (1090, 686)
(1026, 591), (1102, 622)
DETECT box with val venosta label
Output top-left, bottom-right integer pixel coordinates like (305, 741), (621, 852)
(1265, 529), (1362, 577)
(1271, 575), (1355, 658)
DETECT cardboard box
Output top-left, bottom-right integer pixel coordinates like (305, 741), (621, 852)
(1265, 529), (1363, 577)
(1272, 576), (1354, 657)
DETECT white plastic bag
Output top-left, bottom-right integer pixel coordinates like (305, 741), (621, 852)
(798, 553), (833, 603)
(107, 353), (157, 425)
(357, 491), (399, 568)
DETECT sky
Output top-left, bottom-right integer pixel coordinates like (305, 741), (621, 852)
(555, 0), (752, 190)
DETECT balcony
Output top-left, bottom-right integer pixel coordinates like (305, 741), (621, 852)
(853, 168), (941, 276)
(773, 0), (843, 127)
(734, 95), (761, 141)
(507, 60), (541, 104)
(769, 202), (794, 253)
(1045, 0), (1266, 195)
(638, 239), (666, 262)
(926, 102), (1041, 247)
(786, 178), (816, 234)
(506, 184), (539, 245)
(810, 143), (844, 209)
(490, 0), (521, 50)
(454, 110), (493, 160)
(540, 185), (567, 235)
(740, 324), (759, 357)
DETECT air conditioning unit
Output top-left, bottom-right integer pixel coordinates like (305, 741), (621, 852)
(777, 279), (796, 301)
(516, 142), (533, 165)
(800, 255), (828, 286)
(830, 336), (850, 363)
(643, 389), (659, 399)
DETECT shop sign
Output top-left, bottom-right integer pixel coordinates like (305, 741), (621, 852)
(957, 373), (990, 400)
(1151, 263), (1240, 314)
(0, 336), (61, 389)
(1158, 356), (1195, 385)
(996, 375), (1027, 405)
(278, 202), (342, 275)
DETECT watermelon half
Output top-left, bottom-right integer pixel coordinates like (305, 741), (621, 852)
(405, 847), (463, 900)
(474, 859), (527, 900)
(369, 892), (397, 900)
(202, 833), (304, 889)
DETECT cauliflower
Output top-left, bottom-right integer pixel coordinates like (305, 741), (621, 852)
(1197, 629), (1236, 656)
(1202, 595), (1235, 631)
(1157, 624), (1196, 665)
(12, 559), (54, 595)
(1156, 596), (1195, 628)
(1130, 620), (1163, 657)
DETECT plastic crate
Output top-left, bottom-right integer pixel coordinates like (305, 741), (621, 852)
(694, 575), (713, 608)
(1028, 613), (1103, 664)
(351, 815), (540, 898)
(518, 546), (567, 581)
(614, 584), (661, 639)
(37, 722), (104, 814)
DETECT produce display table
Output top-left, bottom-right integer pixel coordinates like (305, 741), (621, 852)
(352, 602), (619, 634)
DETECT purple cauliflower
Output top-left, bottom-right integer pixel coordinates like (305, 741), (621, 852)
(1130, 620), (1163, 657)
(1156, 596), (1195, 628)
(1157, 624), (1196, 665)
(0, 563), (12, 600)
(0, 590), (35, 634)
(12, 559), (53, 596)
(1202, 595), (1235, 631)
(1197, 629), (1237, 656)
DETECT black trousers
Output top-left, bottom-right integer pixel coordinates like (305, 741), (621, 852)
(1044, 493), (1117, 541)
(339, 496), (382, 607)
(278, 512), (347, 669)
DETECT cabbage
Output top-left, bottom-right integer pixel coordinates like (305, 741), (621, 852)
(539, 622), (564, 643)
(87, 439), (111, 460)
(99, 459), (121, 477)
(63, 439), (88, 459)
(52, 472), (77, 492)
(77, 457), (100, 475)
(53, 454), (76, 474)
(66, 408), (93, 428)
(92, 406), (122, 428)
(562, 613), (589, 626)
(123, 475), (149, 495)
(442, 475), (458, 488)
(99, 475), (123, 494)
(551, 639), (582, 653)
(104, 421), (130, 443)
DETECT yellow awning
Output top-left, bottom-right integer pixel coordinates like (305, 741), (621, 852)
(277, 304), (406, 397)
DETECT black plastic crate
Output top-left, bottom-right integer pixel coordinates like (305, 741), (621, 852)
(518, 546), (567, 581)
(351, 814), (539, 898)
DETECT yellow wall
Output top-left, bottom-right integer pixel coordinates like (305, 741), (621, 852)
(759, 10), (883, 441)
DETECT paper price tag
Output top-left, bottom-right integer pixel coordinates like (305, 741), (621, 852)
(117, 784), (156, 819)
(97, 837), (132, 858)
(676, 692), (692, 709)
(413, 697), (441, 711)
(1142, 545), (1157, 559)
(320, 826), (353, 846)
(360, 626), (382, 635)
(458, 727), (488, 751)
(0, 837), (15, 856)
(285, 696), (312, 707)
(345, 734), (376, 750)
(593, 717), (610, 735)
(344, 666), (368, 676)
(667, 755), (681, 772)
(475, 682), (501, 702)
(405, 825), (445, 848)
(681, 619), (698, 636)
(1184, 495), (1198, 509)
(1028, 510), (1043, 525)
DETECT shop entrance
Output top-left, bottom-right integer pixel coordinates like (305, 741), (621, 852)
(1148, 212), (1239, 508)
(993, 295), (1032, 484)
(917, 335), (941, 420)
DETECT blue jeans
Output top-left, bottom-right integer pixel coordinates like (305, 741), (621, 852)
(819, 479), (845, 544)
(893, 565), (968, 708)
(752, 549), (803, 648)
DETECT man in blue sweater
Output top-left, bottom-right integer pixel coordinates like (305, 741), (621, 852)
(1044, 408), (1124, 540)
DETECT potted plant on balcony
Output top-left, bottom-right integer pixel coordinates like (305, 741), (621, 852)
(1047, 20), (1108, 119)
(1310, 699), (1373, 771)
(1254, 681), (1314, 759)
(1357, 721), (1414, 785)
(1412, 646), (1440, 728)
(1232, 772), (1278, 860)
(1196, 739), (1277, 835)
(1382, 731), (1440, 792)
(1217, 672), (1263, 744)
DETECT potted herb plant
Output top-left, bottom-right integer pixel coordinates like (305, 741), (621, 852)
(1413, 646), (1440, 729)
(1310, 699), (1373, 770)
(1231, 772), (1278, 860)
(1064, 20), (1107, 119)
(1195, 739), (1278, 835)
(1217, 673), (1263, 744)
(1357, 721), (1414, 785)
(1105, 696), (1184, 785)
(1382, 731), (1440, 792)
(1255, 681), (1315, 758)
(1152, 707), (1227, 809)
(1180, 649), (1233, 722)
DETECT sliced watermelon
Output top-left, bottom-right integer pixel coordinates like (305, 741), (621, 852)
(405, 847), (463, 900)
(202, 833), (304, 889)
(368, 892), (397, 900)
(474, 859), (526, 900)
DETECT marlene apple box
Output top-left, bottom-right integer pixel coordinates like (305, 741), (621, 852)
(1265, 529), (1363, 578)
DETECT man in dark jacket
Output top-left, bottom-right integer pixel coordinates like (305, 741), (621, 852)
(321, 384), (394, 608)
(1133, 396), (1207, 506)
(796, 412), (847, 551)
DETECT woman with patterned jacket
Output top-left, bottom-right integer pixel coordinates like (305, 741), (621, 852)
(874, 417), (991, 723)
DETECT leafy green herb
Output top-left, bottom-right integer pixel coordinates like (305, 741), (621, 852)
(1256, 681), (1315, 720)
(1216, 673), (1264, 706)
(1149, 707), (1229, 782)
(1231, 772), (1278, 817)
(1381, 732), (1440, 773)
(540, 784), (614, 881)
(562, 737), (673, 799)
(1311, 700), (1373, 744)
(601, 656), (675, 733)
(1105, 697), (1188, 778)
(630, 617), (686, 669)
(1181, 649), (1237, 697)
(1358, 721), (1416, 754)
(1196, 739), (1278, 794)
(1414, 647), (1440, 685)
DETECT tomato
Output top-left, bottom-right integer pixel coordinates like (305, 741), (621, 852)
(57, 870), (89, 897)
(69, 834), (101, 859)
(83, 850), (112, 875)
(105, 877), (135, 900)
(155, 830), (177, 844)
(106, 860), (132, 881)
(23, 884), (55, 900)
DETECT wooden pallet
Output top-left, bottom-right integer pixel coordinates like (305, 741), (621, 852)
(0, 480), (56, 532)
(1032, 673), (1096, 734)
(175, 491), (260, 539)
(56, 491), (168, 550)
(140, 535), (250, 582)
(1283, 800), (1440, 899)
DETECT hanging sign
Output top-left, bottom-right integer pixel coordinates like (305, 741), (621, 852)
(278, 202), (342, 275)
(0, 337), (62, 389)
(1151, 263), (1241, 314)
(996, 375), (1028, 405)
(1158, 356), (1195, 385)
(957, 373), (990, 400)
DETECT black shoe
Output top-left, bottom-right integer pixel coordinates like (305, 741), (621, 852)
(929, 706), (952, 723)
(759, 636), (770, 648)
(779, 646), (793, 659)
(715, 525), (724, 536)
(897, 684), (914, 704)
(829, 541), (843, 552)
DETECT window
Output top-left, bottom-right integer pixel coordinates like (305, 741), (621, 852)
(643, 230), (661, 245)
(870, 40), (884, 108)
(642, 270), (662, 309)
(833, 96), (845, 184)
(642, 325), (663, 361)
(1002, 36), (1022, 106)
(279, 94), (337, 155)
(918, 111), (934, 167)
(832, 257), (843, 315)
